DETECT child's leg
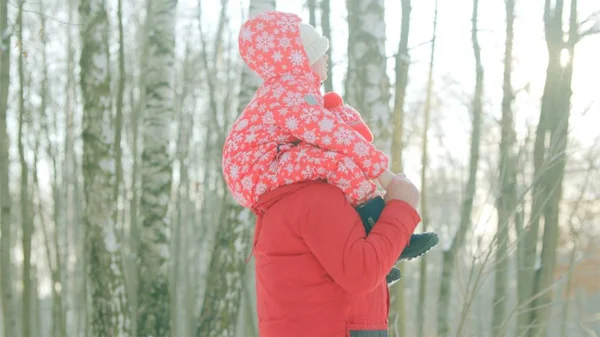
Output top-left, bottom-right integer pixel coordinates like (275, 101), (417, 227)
(273, 144), (377, 206)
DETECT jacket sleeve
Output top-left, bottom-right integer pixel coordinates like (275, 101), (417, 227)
(300, 183), (421, 295)
(324, 91), (374, 142)
(272, 88), (388, 180)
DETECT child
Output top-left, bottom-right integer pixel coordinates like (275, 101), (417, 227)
(222, 11), (437, 285)
(323, 91), (439, 284)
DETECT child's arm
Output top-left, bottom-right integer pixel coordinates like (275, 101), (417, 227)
(323, 92), (395, 190)
(271, 86), (389, 180)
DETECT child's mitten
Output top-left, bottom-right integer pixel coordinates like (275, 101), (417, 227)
(323, 92), (374, 143)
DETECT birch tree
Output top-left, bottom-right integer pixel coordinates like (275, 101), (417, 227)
(0, 0), (18, 334)
(79, 0), (129, 335)
(388, 1), (412, 335)
(16, 1), (34, 336)
(524, 1), (579, 335)
(320, 0), (333, 92)
(138, 0), (176, 335)
(491, 1), (515, 336)
(437, 0), (483, 335)
(416, 2), (437, 336)
(196, 1), (275, 336)
(345, 0), (391, 147)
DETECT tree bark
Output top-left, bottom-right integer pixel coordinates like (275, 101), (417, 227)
(308, 0), (317, 27)
(345, 0), (391, 148)
(127, 4), (150, 335)
(0, 0), (18, 334)
(528, 1), (575, 336)
(437, 0), (483, 335)
(390, 0), (411, 175)
(389, 2), (412, 335)
(137, 0), (176, 335)
(416, 2), (436, 337)
(492, 1), (515, 336)
(320, 0), (333, 92)
(196, 1), (274, 336)
(17, 2), (33, 336)
(79, 0), (130, 335)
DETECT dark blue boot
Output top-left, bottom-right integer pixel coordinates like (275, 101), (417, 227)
(355, 195), (439, 261)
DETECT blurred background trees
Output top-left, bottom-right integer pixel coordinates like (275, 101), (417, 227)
(0, 0), (599, 336)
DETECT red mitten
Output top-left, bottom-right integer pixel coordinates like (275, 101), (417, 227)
(323, 92), (374, 143)
(324, 92), (344, 109)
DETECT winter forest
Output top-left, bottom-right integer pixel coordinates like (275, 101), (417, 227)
(0, 0), (599, 336)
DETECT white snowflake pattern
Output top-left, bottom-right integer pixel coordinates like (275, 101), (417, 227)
(301, 166), (314, 178)
(262, 111), (274, 124)
(289, 51), (305, 66)
(256, 182), (268, 196)
(353, 142), (369, 157)
(229, 164), (240, 179)
(319, 118), (335, 132)
(334, 128), (356, 145)
(272, 51), (283, 62)
(343, 157), (358, 170)
(242, 176), (253, 191)
(302, 130), (317, 143)
(245, 46), (256, 58)
(240, 26), (254, 42)
(337, 178), (351, 190)
(255, 23), (265, 31)
(321, 136), (332, 145)
(235, 119), (249, 131)
(245, 133), (257, 142)
(272, 86), (285, 98)
(256, 32), (275, 52)
(278, 37), (291, 48)
(285, 117), (299, 130)
(281, 73), (295, 82)
(255, 12), (274, 21)
(277, 16), (297, 32)
(356, 181), (374, 198)
(260, 63), (276, 78)
(302, 108), (321, 123)
(283, 92), (303, 106)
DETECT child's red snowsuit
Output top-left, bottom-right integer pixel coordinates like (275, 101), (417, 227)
(222, 11), (389, 209)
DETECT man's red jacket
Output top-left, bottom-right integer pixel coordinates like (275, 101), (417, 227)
(251, 180), (421, 337)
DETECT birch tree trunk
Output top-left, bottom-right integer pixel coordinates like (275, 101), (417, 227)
(345, 0), (391, 148)
(128, 6), (150, 335)
(0, 0), (18, 334)
(79, 0), (130, 335)
(196, 1), (274, 336)
(320, 0), (333, 92)
(17, 2), (33, 336)
(437, 0), (483, 335)
(388, 1), (411, 336)
(308, 0), (317, 27)
(528, 1), (576, 335)
(416, 2), (436, 337)
(138, 0), (176, 335)
(492, 1), (515, 336)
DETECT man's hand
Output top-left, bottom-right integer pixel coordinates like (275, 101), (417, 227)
(383, 173), (420, 210)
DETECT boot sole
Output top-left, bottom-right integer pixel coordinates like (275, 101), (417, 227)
(398, 233), (439, 261)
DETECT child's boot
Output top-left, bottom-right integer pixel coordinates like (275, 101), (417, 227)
(386, 267), (402, 286)
(355, 195), (439, 260)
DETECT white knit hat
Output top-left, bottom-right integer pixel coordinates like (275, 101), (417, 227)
(298, 22), (329, 65)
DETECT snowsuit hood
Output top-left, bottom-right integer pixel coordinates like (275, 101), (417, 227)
(238, 11), (320, 87)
